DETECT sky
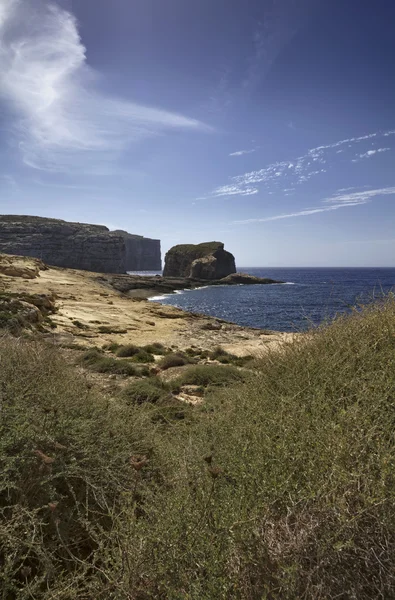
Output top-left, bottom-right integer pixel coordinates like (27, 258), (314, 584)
(0, 0), (395, 267)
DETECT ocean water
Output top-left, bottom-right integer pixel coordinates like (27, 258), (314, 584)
(131, 268), (395, 332)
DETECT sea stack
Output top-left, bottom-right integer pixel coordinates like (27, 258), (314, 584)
(163, 241), (236, 279)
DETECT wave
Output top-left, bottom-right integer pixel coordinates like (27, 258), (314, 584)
(148, 294), (171, 301)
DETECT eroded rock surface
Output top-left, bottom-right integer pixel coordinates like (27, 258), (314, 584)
(0, 215), (161, 273)
(163, 242), (236, 279)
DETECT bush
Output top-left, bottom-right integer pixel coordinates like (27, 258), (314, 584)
(121, 378), (170, 404)
(209, 346), (254, 366)
(143, 343), (167, 355)
(102, 341), (120, 353)
(158, 352), (191, 370)
(79, 348), (137, 375)
(0, 335), (157, 599)
(130, 350), (155, 363)
(116, 344), (140, 357)
(177, 364), (246, 387)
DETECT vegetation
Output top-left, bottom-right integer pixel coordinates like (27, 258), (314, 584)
(209, 345), (254, 366)
(115, 343), (140, 357)
(1, 296), (395, 598)
(158, 352), (192, 370)
(97, 325), (128, 334)
(121, 377), (171, 405)
(175, 363), (246, 388)
(79, 347), (139, 376)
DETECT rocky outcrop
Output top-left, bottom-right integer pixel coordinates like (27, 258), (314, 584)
(163, 242), (236, 279)
(102, 272), (283, 296)
(0, 216), (161, 274)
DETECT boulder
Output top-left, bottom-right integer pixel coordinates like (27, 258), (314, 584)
(163, 242), (236, 279)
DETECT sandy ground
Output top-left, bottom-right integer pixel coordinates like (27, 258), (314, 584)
(0, 255), (296, 356)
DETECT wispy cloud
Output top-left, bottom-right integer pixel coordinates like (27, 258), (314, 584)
(233, 186), (395, 225)
(352, 147), (390, 162)
(202, 129), (395, 199)
(229, 149), (256, 157)
(206, 184), (259, 198)
(0, 0), (210, 173)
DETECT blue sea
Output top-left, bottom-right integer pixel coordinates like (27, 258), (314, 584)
(131, 268), (395, 332)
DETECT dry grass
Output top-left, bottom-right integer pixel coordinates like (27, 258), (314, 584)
(1, 295), (395, 598)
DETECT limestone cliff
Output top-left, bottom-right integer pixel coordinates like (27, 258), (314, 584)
(163, 242), (236, 279)
(0, 215), (161, 274)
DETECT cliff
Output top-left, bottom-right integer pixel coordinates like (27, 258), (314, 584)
(163, 241), (236, 279)
(0, 215), (161, 274)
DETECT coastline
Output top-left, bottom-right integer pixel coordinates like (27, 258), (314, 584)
(0, 254), (295, 357)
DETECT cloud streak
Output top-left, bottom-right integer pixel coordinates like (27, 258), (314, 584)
(0, 0), (210, 172)
(229, 149), (256, 157)
(204, 129), (395, 200)
(233, 186), (395, 225)
(352, 147), (390, 162)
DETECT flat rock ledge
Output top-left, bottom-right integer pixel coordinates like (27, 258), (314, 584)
(98, 271), (283, 297)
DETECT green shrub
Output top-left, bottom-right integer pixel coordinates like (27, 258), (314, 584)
(102, 341), (120, 352)
(79, 348), (137, 375)
(121, 378), (170, 404)
(130, 349), (155, 363)
(0, 335), (156, 599)
(177, 363), (246, 387)
(143, 343), (167, 355)
(159, 352), (191, 370)
(116, 343), (140, 357)
(209, 346), (253, 366)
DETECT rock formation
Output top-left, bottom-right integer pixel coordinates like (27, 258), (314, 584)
(0, 215), (161, 273)
(163, 242), (236, 279)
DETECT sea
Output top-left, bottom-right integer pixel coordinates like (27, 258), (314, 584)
(128, 268), (395, 333)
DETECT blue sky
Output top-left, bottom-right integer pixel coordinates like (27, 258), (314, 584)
(0, 0), (394, 266)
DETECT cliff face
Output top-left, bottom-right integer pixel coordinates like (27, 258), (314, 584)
(0, 216), (161, 274)
(163, 241), (236, 279)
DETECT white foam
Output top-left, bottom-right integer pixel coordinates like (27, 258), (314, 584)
(149, 294), (170, 301)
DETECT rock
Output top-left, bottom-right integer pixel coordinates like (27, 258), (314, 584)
(216, 273), (282, 285)
(201, 321), (222, 331)
(0, 254), (47, 279)
(163, 242), (236, 279)
(0, 215), (161, 274)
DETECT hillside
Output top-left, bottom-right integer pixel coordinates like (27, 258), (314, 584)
(1, 271), (394, 598)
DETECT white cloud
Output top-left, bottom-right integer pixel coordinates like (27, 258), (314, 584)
(229, 149), (256, 157)
(0, 0), (210, 172)
(352, 147), (391, 162)
(204, 128), (395, 199)
(211, 184), (259, 197)
(233, 186), (395, 225)
(324, 186), (395, 205)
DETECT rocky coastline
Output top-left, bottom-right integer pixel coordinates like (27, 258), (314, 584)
(99, 271), (283, 298)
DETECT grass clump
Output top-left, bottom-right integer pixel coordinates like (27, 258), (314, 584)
(102, 341), (120, 352)
(158, 352), (192, 370)
(121, 377), (171, 405)
(115, 343), (140, 357)
(177, 363), (246, 387)
(209, 345), (254, 366)
(79, 348), (137, 375)
(142, 342), (167, 355)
